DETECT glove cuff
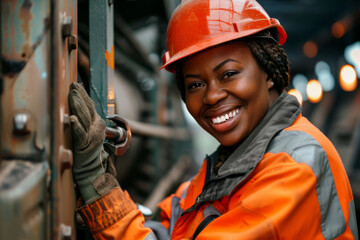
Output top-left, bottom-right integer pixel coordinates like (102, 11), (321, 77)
(77, 166), (103, 204)
(75, 150), (119, 204)
(93, 173), (119, 196)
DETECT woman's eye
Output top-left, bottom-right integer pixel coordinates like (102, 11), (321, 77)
(222, 71), (238, 79)
(187, 82), (204, 90)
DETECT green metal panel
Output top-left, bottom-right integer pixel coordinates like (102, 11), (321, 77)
(89, 0), (115, 119)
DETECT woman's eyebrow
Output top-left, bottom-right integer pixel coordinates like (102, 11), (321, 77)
(184, 59), (239, 79)
(184, 74), (201, 80)
(213, 59), (239, 72)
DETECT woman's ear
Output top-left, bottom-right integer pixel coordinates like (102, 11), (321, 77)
(267, 79), (275, 89)
(267, 78), (280, 104)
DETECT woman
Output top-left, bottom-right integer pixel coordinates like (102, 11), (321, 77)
(68, 0), (358, 239)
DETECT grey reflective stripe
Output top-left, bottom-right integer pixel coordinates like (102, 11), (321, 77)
(267, 130), (346, 240)
(181, 185), (189, 199)
(145, 231), (158, 240)
(203, 204), (221, 218)
(169, 184), (190, 235)
(145, 220), (170, 240)
(169, 196), (182, 235)
(348, 199), (359, 240)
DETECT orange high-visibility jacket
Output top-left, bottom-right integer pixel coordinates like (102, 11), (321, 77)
(79, 93), (359, 240)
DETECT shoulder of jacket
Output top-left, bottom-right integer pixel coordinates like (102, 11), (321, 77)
(267, 129), (327, 169)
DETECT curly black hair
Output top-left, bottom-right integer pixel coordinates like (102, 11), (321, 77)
(174, 31), (290, 101)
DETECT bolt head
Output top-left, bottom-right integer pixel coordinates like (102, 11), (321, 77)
(13, 113), (30, 136)
(60, 147), (73, 173)
(68, 35), (78, 52)
(62, 16), (72, 38)
(60, 224), (72, 240)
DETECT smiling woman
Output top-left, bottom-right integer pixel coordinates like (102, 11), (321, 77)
(182, 41), (273, 147)
(69, 0), (359, 239)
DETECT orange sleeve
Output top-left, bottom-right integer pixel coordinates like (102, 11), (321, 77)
(78, 187), (154, 240)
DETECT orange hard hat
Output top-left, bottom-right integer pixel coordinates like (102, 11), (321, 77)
(161, 0), (287, 73)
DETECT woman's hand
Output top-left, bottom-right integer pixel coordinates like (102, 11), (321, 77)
(68, 82), (118, 204)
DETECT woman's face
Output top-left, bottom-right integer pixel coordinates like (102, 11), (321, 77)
(182, 41), (276, 146)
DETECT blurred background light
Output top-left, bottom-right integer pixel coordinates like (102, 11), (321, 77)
(331, 22), (346, 39)
(307, 79), (323, 103)
(303, 41), (318, 58)
(344, 42), (360, 77)
(288, 89), (303, 105)
(339, 64), (358, 92)
(315, 61), (335, 92)
(292, 74), (308, 101)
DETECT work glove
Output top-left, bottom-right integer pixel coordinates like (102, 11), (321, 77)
(68, 82), (118, 204)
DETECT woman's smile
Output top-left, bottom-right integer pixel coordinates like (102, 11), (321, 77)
(204, 106), (242, 133)
(210, 108), (240, 125)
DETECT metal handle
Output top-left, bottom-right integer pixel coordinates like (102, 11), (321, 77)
(105, 115), (132, 156)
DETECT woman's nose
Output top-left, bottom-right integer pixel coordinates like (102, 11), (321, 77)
(202, 81), (228, 105)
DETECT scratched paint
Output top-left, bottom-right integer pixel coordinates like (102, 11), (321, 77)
(1, 0), (51, 75)
(19, 0), (33, 42)
(105, 45), (115, 70)
(0, 0), (51, 239)
(1, 0), (50, 158)
(2, 1), (18, 59)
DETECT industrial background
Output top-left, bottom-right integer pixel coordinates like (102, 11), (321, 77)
(0, 0), (359, 239)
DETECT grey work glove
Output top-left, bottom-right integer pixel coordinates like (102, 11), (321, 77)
(68, 82), (118, 204)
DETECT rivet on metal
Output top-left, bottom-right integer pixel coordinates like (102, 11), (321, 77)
(61, 16), (72, 38)
(68, 35), (78, 52)
(63, 114), (71, 129)
(60, 146), (73, 173)
(13, 113), (31, 136)
(60, 224), (72, 240)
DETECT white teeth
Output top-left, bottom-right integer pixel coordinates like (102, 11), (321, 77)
(211, 108), (240, 124)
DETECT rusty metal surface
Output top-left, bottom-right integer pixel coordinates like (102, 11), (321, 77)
(51, 0), (77, 239)
(0, 0), (77, 239)
(0, 160), (48, 240)
(0, 1), (51, 239)
(1, 0), (51, 159)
